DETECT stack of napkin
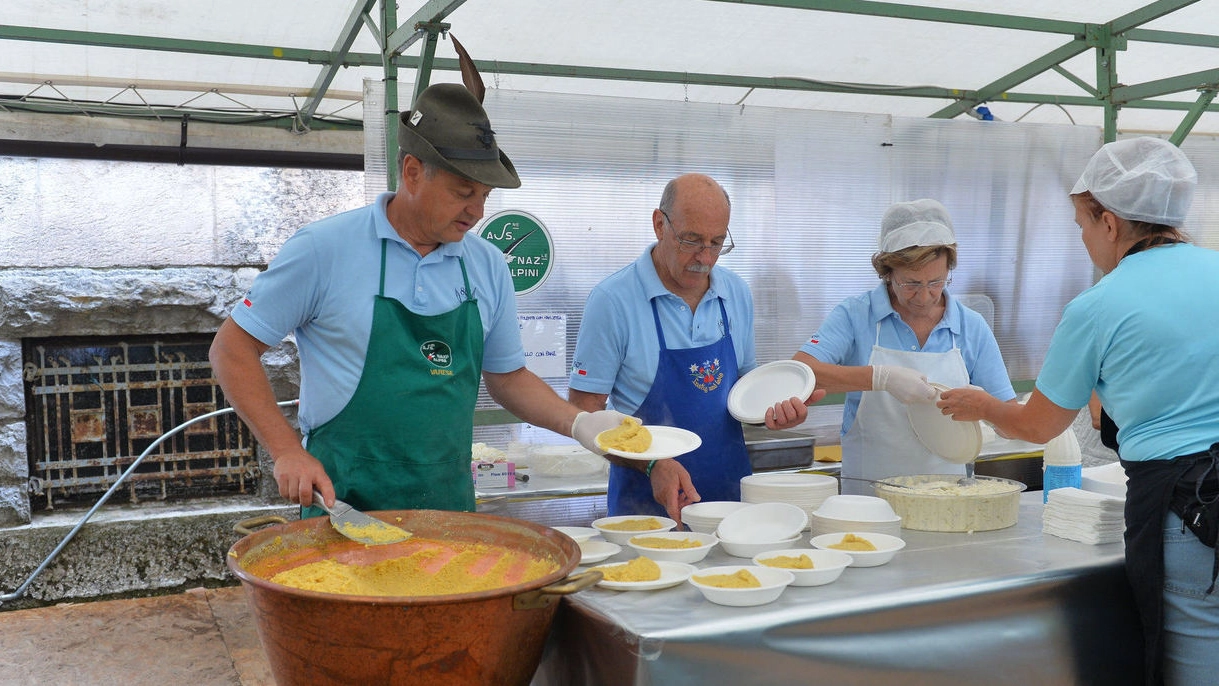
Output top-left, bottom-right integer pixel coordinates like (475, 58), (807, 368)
(1042, 487), (1125, 545)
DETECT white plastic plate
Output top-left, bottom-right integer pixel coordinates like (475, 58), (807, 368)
(600, 426), (702, 461)
(578, 540), (622, 565)
(592, 561), (696, 591)
(906, 383), (982, 464)
(727, 360), (816, 424)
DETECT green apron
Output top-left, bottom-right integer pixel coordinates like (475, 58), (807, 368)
(301, 239), (483, 517)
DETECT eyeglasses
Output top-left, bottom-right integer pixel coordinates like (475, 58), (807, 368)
(659, 209), (735, 256)
(892, 277), (952, 294)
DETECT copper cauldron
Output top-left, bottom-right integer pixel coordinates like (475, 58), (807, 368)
(228, 509), (598, 686)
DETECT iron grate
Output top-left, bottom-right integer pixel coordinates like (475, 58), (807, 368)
(23, 334), (257, 510)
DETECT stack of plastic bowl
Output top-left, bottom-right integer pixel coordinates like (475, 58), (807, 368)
(809, 495), (903, 538)
(681, 501), (752, 534)
(740, 473), (839, 525)
(715, 502), (808, 557)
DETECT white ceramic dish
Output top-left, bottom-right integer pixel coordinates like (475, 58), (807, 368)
(727, 360), (817, 425)
(813, 495), (900, 522)
(578, 540), (622, 565)
(688, 565), (794, 606)
(553, 526), (598, 543)
(907, 383), (983, 464)
(716, 502), (809, 543)
(752, 548), (853, 586)
(591, 515), (678, 545)
(599, 426), (703, 461)
(719, 534), (802, 558)
(810, 531), (906, 567)
(626, 531), (719, 563)
(592, 560), (696, 591)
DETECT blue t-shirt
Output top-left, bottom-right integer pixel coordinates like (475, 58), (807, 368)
(800, 282), (1015, 435)
(232, 193), (524, 434)
(568, 245), (757, 414)
(1037, 243), (1219, 462)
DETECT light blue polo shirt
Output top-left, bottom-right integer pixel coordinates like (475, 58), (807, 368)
(1037, 243), (1219, 462)
(569, 245), (757, 415)
(800, 282), (1015, 436)
(232, 192), (524, 434)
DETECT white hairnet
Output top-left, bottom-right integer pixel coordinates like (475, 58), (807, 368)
(1070, 137), (1197, 226)
(878, 199), (956, 253)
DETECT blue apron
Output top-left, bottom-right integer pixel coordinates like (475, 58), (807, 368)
(607, 298), (750, 516)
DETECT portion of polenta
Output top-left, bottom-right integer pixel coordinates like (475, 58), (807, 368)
(828, 533), (877, 551)
(597, 417), (652, 453)
(630, 536), (701, 549)
(599, 517), (664, 532)
(693, 569), (761, 588)
(594, 556), (662, 582)
(759, 554), (814, 569)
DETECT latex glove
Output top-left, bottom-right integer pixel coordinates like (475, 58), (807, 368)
(872, 365), (937, 404)
(572, 410), (630, 455)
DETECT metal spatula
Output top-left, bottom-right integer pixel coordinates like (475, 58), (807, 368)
(312, 489), (411, 545)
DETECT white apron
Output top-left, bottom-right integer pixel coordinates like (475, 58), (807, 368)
(841, 322), (970, 495)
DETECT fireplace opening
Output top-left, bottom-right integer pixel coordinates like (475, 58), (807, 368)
(23, 333), (258, 511)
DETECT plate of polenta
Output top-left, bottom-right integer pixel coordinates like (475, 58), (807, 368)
(596, 417), (702, 461)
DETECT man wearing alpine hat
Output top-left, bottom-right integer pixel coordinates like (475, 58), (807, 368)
(211, 83), (624, 516)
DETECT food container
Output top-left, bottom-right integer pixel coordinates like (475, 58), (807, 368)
(228, 509), (598, 686)
(872, 475), (1027, 532)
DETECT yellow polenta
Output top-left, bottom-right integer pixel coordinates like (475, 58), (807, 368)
(597, 417), (652, 453)
(759, 554), (814, 569)
(268, 539), (557, 597)
(828, 533), (878, 551)
(630, 536), (701, 549)
(693, 569), (761, 588)
(594, 556), (662, 582)
(599, 517), (664, 532)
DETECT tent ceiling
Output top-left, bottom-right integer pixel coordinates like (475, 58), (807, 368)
(2, 0), (1218, 156)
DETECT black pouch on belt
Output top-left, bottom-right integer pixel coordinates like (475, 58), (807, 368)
(1170, 456), (1219, 549)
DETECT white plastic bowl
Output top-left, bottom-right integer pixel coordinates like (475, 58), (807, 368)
(808, 513), (902, 539)
(810, 531), (906, 567)
(591, 515), (677, 545)
(719, 533), (802, 558)
(553, 526), (598, 543)
(752, 548), (853, 587)
(626, 531), (719, 563)
(716, 502), (809, 543)
(688, 565), (794, 606)
(681, 501), (751, 533)
(814, 495), (899, 522)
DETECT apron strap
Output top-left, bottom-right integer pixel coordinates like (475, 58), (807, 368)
(457, 254), (474, 302)
(649, 299), (669, 351)
(378, 239), (388, 297)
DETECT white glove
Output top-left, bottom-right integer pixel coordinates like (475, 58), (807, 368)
(572, 410), (630, 455)
(871, 365), (937, 404)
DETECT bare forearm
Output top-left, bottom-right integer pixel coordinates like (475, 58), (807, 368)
(792, 352), (873, 394)
(209, 319), (302, 457)
(484, 367), (582, 437)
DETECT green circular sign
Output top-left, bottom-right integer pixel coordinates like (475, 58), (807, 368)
(477, 210), (555, 295)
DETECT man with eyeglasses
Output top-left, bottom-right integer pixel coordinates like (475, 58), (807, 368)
(568, 174), (820, 524)
(792, 199), (1016, 494)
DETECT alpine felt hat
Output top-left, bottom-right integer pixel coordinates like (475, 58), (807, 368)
(398, 83), (521, 189)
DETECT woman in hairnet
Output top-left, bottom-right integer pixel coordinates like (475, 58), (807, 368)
(939, 137), (1219, 686)
(793, 199), (1016, 495)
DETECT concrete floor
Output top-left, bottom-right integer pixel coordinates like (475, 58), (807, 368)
(0, 586), (275, 686)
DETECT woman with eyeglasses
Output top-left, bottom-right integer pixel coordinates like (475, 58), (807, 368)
(792, 199), (1017, 494)
(938, 137), (1219, 686)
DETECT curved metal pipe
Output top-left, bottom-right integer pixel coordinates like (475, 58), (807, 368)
(0, 399), (298, 605)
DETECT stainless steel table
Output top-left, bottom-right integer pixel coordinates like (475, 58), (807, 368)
(532, 492), (1141, 685)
